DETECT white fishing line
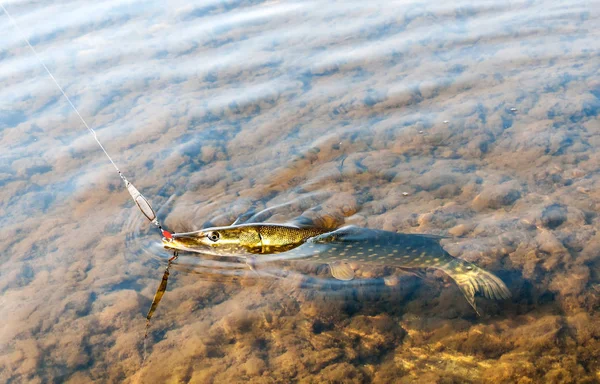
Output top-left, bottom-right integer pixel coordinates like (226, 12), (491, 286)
(0, 3), (121, 173)
(1, 3), (171, 236)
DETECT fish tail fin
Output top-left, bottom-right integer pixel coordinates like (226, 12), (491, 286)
(442, 260), (511, 315)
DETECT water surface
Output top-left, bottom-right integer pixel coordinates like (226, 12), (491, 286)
(1, 0), (600, 382)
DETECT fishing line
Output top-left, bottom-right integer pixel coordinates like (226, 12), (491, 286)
(1, 3), (173, 240)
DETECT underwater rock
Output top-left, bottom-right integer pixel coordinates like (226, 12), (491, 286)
(548, 265), (590, 298)
(242, 356), (267, 376)
(95, 290), (145, 330)
(414, 172), (460, 192)
(508, 245), (540, 279)
(567, 312), (600, 346)
(219, 311), (255, 338)
(511, 315), (564, 353)
(271, 351), (304, 380)
(313, 362), (366, 383)
(541, 357), (587, 384)
(417, 212), (433, 226)
(448, 223), (473, 237)
(482, 353), (537, 383)
(443, 324), (512, 359)
(559, 226), (595, 253)
(371, 359), (407, 383)
(432, 184), (462, 199)
(472, 181), (521, 210)
(540, 204), (568, 229)
(578, 232), (600, 264)
(300, 299), (350, 326)
(344, 314), (406, 359)
(536, 229), (569, 272)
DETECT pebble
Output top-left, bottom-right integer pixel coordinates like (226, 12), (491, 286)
(472, 182), (521, 210)
(448, 224), (472, 237)
(418, 213), (434, 226)
(540, 204), (568, 229)
(537, 229), (567, 255)
(576, 187), (590, 194)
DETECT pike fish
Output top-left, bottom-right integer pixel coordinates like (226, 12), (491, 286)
(162, 223), (511, 313)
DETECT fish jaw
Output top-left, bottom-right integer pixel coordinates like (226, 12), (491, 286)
(162, 231), (211, 254)
(161, 228), (260, 256)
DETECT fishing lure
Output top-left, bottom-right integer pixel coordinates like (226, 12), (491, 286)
(1, 3), (172, 240)
(2, 5), (178, 362)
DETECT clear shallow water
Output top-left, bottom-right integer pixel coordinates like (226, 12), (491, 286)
(1, 0), (600, 382)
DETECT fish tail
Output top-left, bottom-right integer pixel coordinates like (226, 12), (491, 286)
(441, 259), (511, 315)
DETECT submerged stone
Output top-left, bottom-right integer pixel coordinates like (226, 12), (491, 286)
(541, 204), (568, 229)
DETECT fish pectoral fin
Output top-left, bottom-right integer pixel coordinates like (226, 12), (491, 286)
(329, 261), (355, 281)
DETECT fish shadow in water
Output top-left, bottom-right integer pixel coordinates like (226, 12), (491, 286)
(142, 252), (542, 365)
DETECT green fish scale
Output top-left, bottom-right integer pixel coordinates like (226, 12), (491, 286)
(299, 227), (454, 268)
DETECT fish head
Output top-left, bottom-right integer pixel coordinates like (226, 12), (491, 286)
(162, 225), (262, 256)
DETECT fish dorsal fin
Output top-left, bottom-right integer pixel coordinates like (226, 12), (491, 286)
(329, 261), (355, 281)
(232, 209), (257, 225)
(307, 226), (364, 244)
(309, 213), (344, 230)
(411, 233), (450, 242)
(285, 215), (317, 229)
(287, 212), (345, 231)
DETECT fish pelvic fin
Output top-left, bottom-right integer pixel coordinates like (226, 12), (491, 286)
(329, 261), (355, 281)
(441, 260), (511, 315)
(397, 267), (428, 280)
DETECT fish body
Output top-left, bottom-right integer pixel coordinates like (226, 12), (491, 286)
(163, 223), (511, 312)
(282, 226), (511, 311)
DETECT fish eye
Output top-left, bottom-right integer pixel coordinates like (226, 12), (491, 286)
(207, 231), (220, 242)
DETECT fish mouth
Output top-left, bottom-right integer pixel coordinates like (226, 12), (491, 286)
(161, 231), (249, 257)
(162, 231), (208, 254)
(162, 240), (205, 254)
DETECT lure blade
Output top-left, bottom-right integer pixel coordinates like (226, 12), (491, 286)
(125, 179), (157, 222)
(144, 265), (169, 363)
(146, 266), (170, 322)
